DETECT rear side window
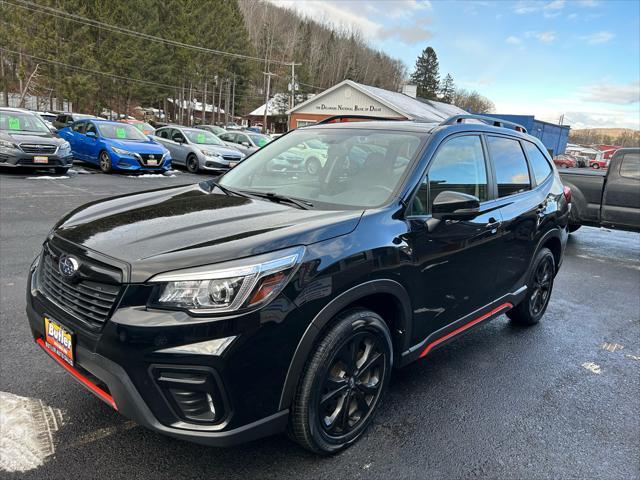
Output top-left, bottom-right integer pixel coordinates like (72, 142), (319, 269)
(487, 136), (531, 197)
(410, 135), (488, 215)
(72, 122), (86, 133)
(523, 141), (552, 185)
(620, 153), (640, 180)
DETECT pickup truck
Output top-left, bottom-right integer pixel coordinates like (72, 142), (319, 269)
(560, 148), (639, 232)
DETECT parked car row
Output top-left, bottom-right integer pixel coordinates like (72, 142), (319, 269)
(553, 153), (608, 170)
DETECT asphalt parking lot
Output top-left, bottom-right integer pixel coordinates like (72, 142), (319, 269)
(1, 166), (639, 480)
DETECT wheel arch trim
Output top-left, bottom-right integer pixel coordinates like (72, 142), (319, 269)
(278, 279), (412, 410)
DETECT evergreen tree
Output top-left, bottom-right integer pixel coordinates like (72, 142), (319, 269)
(410, 46), (440, 100)
(440, 73), (455, 104)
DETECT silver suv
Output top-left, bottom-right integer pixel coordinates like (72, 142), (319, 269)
(154, 125), (244, 173)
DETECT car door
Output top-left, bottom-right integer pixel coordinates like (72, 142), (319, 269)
(404, 134), (503, 343)
(601, 151), (640, 231)
(486, 135), (542, 295)
(155, 128), (183, 165)
(83, 122), (101, 163)
(65, 121), (86, 159)
(171, 128), (190, 164)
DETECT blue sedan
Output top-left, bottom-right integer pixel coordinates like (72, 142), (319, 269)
(59, 119), (171, 173)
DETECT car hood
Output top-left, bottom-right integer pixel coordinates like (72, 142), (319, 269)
(105, 138), (165, 154)
(53, 182), (363, 282)
(1, 130), (62, 144)
(197, 145), (244, 157)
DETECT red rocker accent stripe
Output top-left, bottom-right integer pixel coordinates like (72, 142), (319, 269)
(419, 302), (513, 358)
(36, 338), (118, 410)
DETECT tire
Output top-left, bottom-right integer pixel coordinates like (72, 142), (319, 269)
(288, 308), (393, 454)
(306, 157), (321, 175)
(568, 223), (581, 233)
(507, 248), (555, 326)
(591, 163), (600, 169)
(54, 167), (69, 175)
(186, 154), (199, 173)
(99, 151), (112, 173)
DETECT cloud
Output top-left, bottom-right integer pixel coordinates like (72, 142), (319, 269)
(506, 36), (522, 45)
(380, 25), (434, 44)
(536, 31), (556, 43)
(581, 81), (640, 105)
(514, 0), (565, 14)
(580, 30), (614, 44)
(577, 0), (599, 7)
(567, 13), (578, 20)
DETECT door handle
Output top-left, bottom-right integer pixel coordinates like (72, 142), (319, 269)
(486, 217), (501, 228)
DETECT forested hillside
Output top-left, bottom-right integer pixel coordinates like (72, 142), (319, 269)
(0, 0), (405, 118)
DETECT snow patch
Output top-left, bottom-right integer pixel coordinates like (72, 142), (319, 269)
(25, 176), (70, 180)
(127, 173), (175, 179)
(0, 391), (65, 473)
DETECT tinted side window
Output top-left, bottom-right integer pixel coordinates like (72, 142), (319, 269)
(85, 123), (97, 135)
(410, 135), (488, 215)
(620, 153), (640, 180)
(219, 133), (232, 142)
(523, 141), (552, 185)
(72, 122), (86, 133)
(157, 128), (168, 139)
(487, 136), (531, 197)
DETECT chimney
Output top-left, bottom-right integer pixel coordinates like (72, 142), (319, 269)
(402, 84), (417, 99)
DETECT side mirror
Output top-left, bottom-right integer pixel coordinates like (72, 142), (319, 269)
(241, 141), (251, 147)
(173, 136), (184, 144)
(432, 191), (480, 220)
(86, 131), (96, 138)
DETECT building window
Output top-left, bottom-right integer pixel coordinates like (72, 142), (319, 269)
(296, 119), (317, 128)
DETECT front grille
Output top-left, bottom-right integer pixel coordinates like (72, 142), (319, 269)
(139, 153), (163, 166)
(222, 155), (242, 161)
(39, 250), (120, 329)
(20, 144), (57, 154)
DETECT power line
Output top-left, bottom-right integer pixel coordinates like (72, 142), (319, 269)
(0, 47), (268, 102)
(4, 0), (297, 67)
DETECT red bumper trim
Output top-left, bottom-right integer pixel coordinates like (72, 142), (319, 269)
(419, 302), (513, 358)
(36, 338), (117, 410)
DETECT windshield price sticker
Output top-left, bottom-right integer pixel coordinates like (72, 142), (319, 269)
(197, 133), (206, 144)
(8, 117), (20, 130)
(116, 127), (126, 139)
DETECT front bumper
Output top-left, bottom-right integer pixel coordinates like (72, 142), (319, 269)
(0, 150), (73, 168)
(199, 156), (241, 172)
(25, 258), (294, 446)
(111, 153), (171, 172)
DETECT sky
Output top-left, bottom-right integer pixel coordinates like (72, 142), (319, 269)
(267, 0), (640, 129)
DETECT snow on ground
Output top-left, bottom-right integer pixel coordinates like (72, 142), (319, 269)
(25, 176), (70, 180)
(0, 391), (65, 473)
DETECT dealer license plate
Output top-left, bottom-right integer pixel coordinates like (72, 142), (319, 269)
(44, 317), (74, 366)
(34, 156), (49, 164)
(146, 159), (158, 166)
(229, 162), (238, 168)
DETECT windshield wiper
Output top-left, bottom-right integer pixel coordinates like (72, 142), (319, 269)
(241, 190), (313, 210)
(209, 181), (248, 198)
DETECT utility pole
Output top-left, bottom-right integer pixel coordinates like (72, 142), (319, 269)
(231, 74), (236, 119)
(202, 80), (207, 125)
(288, 62), (301, 111)
(262, 71), (276, 134)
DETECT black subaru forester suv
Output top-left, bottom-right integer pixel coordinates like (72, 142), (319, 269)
(26, 115), (570, 454)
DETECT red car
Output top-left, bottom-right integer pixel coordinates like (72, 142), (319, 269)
(590, 158), (609, 169)
(553, 154), (577, 168)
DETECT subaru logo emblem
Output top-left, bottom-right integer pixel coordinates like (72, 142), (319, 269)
(58, 255), (79, 278)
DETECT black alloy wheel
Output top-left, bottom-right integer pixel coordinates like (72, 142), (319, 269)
(318, 331), (385, 437)
(507, 247), (555, 326)
(529, 255), (554, 317)
(289, 309), (392, 454)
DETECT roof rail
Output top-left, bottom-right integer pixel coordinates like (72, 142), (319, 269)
(440, 114), (527, 133)
(316, 114), (402, 125)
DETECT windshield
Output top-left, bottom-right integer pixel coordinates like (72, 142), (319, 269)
(132, 122), (154, 133)
(248, 134), (270, 147)
(184, 129), (223, 145)
(220, 128), (425, 209)
(97, 123), (148, 140)
(0, 111), (50, 133)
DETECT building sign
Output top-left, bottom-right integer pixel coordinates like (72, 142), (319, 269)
(315, 104), (382, 113)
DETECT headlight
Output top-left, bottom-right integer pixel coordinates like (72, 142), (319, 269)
(0, 139), (18, 149)
(162, 150), (170, 159)
(149, 246), (304, 313)
(201, 150), (221, 158)
(112, 146), (135, 156)
(59, 141), (71, 151)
